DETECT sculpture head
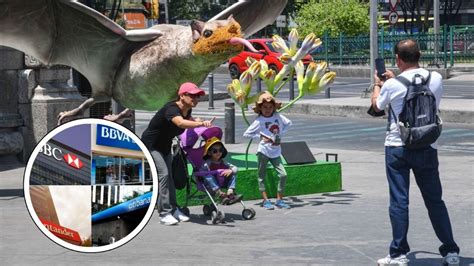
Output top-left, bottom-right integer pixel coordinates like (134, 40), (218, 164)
(191, 15), (256, 58)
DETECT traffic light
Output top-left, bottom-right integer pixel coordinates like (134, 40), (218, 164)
(151, 0), (159, 19)
(142, 0), (159, 19)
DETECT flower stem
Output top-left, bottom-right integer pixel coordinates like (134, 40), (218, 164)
(278, 94), (303, 113)
(240, 106), (252, 169)
(244, 139), (253, 170)
(274, 69), (294, 96)
(241, 106), (250, 126)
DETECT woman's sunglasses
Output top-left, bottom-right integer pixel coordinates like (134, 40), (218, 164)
(210, 148), (224, 154)
(185, 93), (201, 99)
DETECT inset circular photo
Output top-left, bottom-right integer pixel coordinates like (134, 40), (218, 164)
(23, 119), (158, 252)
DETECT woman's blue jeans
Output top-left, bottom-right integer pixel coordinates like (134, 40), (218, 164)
(385, 146), (459, 257)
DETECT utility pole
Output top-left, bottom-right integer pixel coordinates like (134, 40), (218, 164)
(370, 0), (378, 86)
(433, 0), (440, 67)
(363, 0), (378, 97)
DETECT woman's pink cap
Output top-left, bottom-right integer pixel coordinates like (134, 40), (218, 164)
(178, 82), (205, 96)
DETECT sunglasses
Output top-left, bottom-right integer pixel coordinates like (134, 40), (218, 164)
(210, 148), (224, 154)
(184, 93), (201, 99)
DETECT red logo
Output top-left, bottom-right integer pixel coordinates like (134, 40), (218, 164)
(63, 153), (83, 169)
(39, 218), (82, 245)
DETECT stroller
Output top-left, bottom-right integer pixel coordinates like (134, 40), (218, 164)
(179, 126), (256, 224)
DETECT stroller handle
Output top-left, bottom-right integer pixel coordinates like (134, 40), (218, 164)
(180, 126), (223, 148)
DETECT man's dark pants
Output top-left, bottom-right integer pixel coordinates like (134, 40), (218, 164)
(385, 146), (460, 257)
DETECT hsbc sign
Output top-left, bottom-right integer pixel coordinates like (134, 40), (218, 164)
(40, 144), (63, 161)
(63, 153), (84, 169)
(39, 143), (84, 169)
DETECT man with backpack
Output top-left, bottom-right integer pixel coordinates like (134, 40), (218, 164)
(371, 39), (460, 266)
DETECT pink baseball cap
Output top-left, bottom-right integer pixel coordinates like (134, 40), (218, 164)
(178, 82), (205, 96)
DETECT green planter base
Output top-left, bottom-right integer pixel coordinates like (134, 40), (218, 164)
(177, 152), (342, 206)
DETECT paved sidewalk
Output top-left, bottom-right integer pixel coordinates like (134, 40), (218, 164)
(1, 147), (473, 265)
(284, 96), (474, 124)
(199, 94), (473, 124)
(203, 66), (474, 124)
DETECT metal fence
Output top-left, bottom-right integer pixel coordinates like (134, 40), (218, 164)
(312, 25), (474, 68)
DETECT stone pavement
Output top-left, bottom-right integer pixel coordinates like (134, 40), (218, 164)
(1, 145), (473, 265)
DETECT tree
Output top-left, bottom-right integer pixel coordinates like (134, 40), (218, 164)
(167, 0), (233, 23)
(399, 0), (464, 34)
(294, 0), (370, 37)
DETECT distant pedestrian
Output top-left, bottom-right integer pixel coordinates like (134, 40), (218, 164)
(105, 165), (118, 184)
(243, 91), (292, 210)
(141, 82), (215, 225)
(371, 39), (460, 265)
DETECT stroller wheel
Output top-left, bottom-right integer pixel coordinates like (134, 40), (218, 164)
(217, 210), (225, 223)
(180, 207), (190, 217)
(203, 204), (212, 216)
(211, 211), (219, 224)
(242, 208), (256, 220)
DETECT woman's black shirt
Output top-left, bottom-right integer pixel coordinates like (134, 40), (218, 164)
(141, 101), (191, 155)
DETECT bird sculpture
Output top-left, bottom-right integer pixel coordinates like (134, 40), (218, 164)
(0, 0), (287, 123)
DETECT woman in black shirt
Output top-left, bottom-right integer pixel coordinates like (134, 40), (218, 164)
(142, 82), (214, 225)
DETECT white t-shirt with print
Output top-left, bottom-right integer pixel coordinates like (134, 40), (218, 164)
(243, 112), (292, 159)
(376, 68), (443, 148)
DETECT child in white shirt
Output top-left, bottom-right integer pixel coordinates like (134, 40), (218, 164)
(243, 91), (292, 210)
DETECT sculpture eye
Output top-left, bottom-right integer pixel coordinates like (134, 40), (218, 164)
(203, 30), (213, 38)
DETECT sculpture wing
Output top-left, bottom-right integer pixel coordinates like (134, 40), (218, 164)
(209, 0), (288, 37)
(0, 0), (162, 95)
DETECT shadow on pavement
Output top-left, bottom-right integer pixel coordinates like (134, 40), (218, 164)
(247, 192), (361, 209)
(188, 211), (254, 227)
(0, 189), (23, 198)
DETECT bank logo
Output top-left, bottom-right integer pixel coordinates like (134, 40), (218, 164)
(63, 153), (83, 169)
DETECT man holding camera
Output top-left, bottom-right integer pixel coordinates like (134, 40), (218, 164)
(371, 39), (460, 265)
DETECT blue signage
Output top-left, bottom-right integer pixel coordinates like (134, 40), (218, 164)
(96, 125), (141, 151)
(92, 192), (152, 223)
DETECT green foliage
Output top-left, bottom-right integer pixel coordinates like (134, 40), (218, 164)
(168, 0), (231, 22)
(168, 0), (204, 22)
(295, 0), (370, 37)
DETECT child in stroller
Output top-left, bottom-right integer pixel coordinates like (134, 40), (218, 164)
(201, 137), (243, 205)
(180, 126), (256, 224)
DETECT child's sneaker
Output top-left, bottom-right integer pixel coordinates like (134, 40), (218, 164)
(215, 190), (230, 205)
(262, 200), (274, 210)
(227, 193), (243, 205)
(275, 199), (291, 209)
(377, 254), (409, 265)
(443, 252), (460, 265)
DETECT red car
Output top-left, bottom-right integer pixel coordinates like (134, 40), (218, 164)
(228, 38), (313, 79)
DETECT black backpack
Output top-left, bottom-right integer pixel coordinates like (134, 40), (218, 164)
(389, 72), (442, 149)
(171, 139), (189, 190)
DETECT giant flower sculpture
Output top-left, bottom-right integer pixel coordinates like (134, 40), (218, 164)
(227, 28), (337, 121)
(226, 29), (337, 168)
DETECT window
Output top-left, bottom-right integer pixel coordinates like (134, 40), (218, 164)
(121, 158), (142, 185)
(144, 160), (152, 185)
(92, 154), (147, 185)
(93, 155), (120, 184)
